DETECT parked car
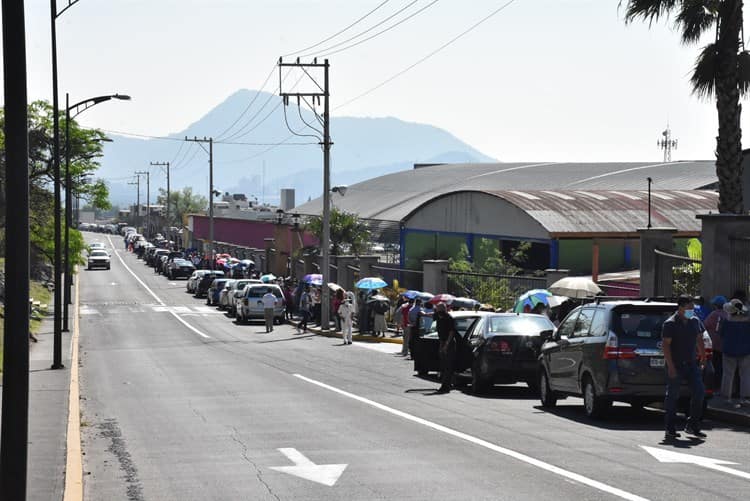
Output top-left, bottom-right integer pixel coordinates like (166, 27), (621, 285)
(413, 311), (489, 376)
(538, 300), (714, 418)
(194, 271), (226, 298)
(462, 313), (555, 394)
(87, 249), (111, 270)
(236, 284), (285, 324)
(187, 270), (211, 294)
(148, 248), (170, 267)
(212, 279), (234, 308)
(226, 279), (262, 315)
(166, 258), (196, 280)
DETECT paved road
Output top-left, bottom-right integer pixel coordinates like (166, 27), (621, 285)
(78, 234), (750, 501)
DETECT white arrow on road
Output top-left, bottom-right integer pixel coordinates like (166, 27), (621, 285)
(269, 448), (347, 487)
(642, 446), (750, 481)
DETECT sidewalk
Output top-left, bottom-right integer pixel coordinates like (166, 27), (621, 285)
(0, 314), (72, 501)
(705, 396), (750, 428)
(304, 320), (404, 345)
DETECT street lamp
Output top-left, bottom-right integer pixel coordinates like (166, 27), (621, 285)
(62, 93), (130, 334)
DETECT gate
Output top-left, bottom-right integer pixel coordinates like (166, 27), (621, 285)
(654, 249), (701, 297)
(444, 270), (547, 311)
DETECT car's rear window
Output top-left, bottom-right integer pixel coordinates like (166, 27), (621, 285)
(90, 250), (108, 257)
(487, 315), (554, 335)
(612, 307), (675, 340)
(246, 286), (282, 298)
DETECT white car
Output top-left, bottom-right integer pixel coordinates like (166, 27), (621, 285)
(226, 279), (261, 315)
(87, 249), (111, 270)
(88, 242), (107, 252)
(186, 270), (211, 293)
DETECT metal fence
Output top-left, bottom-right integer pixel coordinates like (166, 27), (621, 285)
(654, 249), (701, 297)
(444, 270), (547, 311)
(730, 237), (750, 296)
(371, 264), (423, 291)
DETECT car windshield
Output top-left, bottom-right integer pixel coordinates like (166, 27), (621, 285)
(612, 307), (675, 340)
(487, 315), (553, 335)
(90, 250), (108, 257)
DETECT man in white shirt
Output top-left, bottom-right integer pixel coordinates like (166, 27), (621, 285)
(262, 291), (277, 333)
(338, 297), (355, 345)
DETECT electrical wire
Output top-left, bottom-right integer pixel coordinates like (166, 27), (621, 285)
(298, 0), (420, 59)
(168, 141), (186, 165)
(336, 0), (518, 110)
(317, 0), (441, 58)
(215, 64), (278, 141)
(296, 101), (323, 137)
(283, 105), (322, 142)
(282, 0), (393, 57)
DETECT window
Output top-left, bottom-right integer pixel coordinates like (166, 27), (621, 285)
(589, 308), (608, 337)
(557, 308), (580, 338)
(572, 308), (595, 338)
(487, 315), (555, 335)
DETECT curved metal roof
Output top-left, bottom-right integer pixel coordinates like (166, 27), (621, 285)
(294, 160), (717, 222)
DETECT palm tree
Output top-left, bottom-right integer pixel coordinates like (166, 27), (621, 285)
(622, 0), (750, 213)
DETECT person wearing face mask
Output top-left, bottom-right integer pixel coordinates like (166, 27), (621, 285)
(661, 295), (707, 440)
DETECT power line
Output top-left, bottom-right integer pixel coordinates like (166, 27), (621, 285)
(283, 0), (393, 57)
(336, 0), (518, 110)
(299, 0), (421, 59)
(317, 0), (442, 59)
(214, 64), (278, 141)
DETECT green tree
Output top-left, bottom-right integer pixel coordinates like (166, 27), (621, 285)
(156, 186), (207, 227)
(621, 1), (749, 213)
(306, 207), (371, 255)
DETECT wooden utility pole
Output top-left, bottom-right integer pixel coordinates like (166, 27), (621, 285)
(184, 137), (214, 268)
(150, 161), (170, 237)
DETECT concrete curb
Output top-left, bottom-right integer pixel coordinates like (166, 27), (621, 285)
(705, 404), (750, 428)
(304, 324), (404, 344)
(63, 270), (83, 501)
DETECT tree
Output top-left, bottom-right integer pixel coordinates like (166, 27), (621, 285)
(621, 1), (749, 213)
(306, 207), (371, 255)
(156, 186), (207, 227)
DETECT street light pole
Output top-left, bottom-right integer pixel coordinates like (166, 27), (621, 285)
(1, 0), (31, 496)
(321, 59), (331, 331)
(50, 0), (63, 369)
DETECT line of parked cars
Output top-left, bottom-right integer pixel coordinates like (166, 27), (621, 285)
(412, 299), (714, 419)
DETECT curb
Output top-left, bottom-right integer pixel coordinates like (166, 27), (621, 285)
(63, 270), (83, 501)
(705, 405), (750, 428)
(304, 324), (404, 344)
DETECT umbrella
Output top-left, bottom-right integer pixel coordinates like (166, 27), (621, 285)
(367, 294), (389, 303)
(229, 257), (240, 263)
(513, 289), (553, 313)
(328, 282), (343, 291)
(429, 293), (455, 305)
(549, 277), (602, 299)
(401, 290), (421, 299)
(240, 259), (255, 266)
(452, 297), (479, 309)
(260, 273), (276, 283)
(547, 295), (570, 308)
(418, 292), (434, 302)
(355, 277), (387, 289)
(303, 273), (323, 286)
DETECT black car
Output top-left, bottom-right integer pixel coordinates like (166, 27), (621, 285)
(464, 313), (555, 394)
(413, 311), (488, 376)
(538, 300), (714, 418)
(166, 258), (196, 280)
(194, 271), (226, 298)
(149, 249), (169, 268)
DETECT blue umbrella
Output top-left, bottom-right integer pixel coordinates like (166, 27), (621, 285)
(514, 289), (553, 313)
(260, 273), (276, 283)
(355, 277), (387, 290)
(401, 290), (421, 299)
(304, 273), (323, 286)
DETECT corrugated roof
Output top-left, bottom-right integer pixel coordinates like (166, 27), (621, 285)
(295, 160), (717, 221)
(484, 189), (715, 235)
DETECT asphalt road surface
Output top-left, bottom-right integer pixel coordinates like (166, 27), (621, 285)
(77, 233), (750, 501)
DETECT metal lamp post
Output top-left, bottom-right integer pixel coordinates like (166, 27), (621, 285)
(62, 93), (130, 335)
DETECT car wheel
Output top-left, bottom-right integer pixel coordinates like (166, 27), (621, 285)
(582, 377), (611, 419)
(539, 370), (557, 408)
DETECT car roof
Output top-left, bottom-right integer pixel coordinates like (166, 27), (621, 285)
(449, 310), (491, 319)
(587, 300), (677, 309)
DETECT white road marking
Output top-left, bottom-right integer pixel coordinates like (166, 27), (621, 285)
(642, 446), (750, 481)
(79, 306), (100, 315)
(269, 448), (347, 487)
(105, 236), (211, 339)
(294, 374), (650, 501)
(352, 340), (403, 354)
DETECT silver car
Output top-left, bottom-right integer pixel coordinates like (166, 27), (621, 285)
(87, 249), (111, 270)
(236, 284), (285, 324)
(226, 279), (261, 315)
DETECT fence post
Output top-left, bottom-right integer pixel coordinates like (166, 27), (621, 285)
(356, 256), (380, 280)
(545, 269), (570, 290)
(637, 227), (676, 297)
(422, 260), (449, 293)
(335, 256), (357, 290)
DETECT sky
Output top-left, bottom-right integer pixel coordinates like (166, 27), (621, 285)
(5, 0), (748, 164)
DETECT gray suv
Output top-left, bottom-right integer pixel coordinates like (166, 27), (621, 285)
(538, 300), (713, 418)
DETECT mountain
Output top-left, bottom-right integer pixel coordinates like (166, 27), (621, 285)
(100, 89), (496, 207)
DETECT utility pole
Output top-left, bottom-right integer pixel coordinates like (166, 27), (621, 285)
(657, 125), (678, 163)
(1, 0), (31, 496)
(150, 161), (170, 239)
(279, 57), (332, 331)
(128, 172), (142, 229)
(50, 0), (63, 370)
(185, 137), (214, 269)
(135, 170), (149, 237)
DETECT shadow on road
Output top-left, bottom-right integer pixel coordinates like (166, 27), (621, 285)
(257, 334), (317, 344)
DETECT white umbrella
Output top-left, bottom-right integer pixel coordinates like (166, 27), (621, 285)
(547, 295), (570, 308)
(549, 277), (602, 299)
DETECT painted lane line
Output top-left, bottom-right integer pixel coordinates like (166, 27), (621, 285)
(293, 374), (649, 501)
(106, 236), (210, 339)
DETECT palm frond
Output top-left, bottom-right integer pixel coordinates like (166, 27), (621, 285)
(676, 0), (717, 44)
(620, 0), (679, 25)
(690, 42), (719, 98)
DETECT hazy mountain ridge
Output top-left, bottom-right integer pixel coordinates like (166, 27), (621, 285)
(101, 89), (496, 206)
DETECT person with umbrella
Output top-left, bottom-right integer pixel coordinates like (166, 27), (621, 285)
(369, 290), (389, 337)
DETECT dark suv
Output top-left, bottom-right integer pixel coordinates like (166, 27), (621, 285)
(538, 300), (713, 418)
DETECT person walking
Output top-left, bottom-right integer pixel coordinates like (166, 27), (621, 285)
(704, 295), (728, 389)
(398, 299), (411, 338)
(297, 286), (312, 333)
(718, 298), (750, 408)
(333, 288), (344, 332)
(434, 302), (458, 393)
(401, 299), (423, 358)
(262, 290), (277, 333)
(662, 295), (707, 440)
(339, 294), (355, 345)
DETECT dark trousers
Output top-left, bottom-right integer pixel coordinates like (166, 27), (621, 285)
(665, 362), (704, 432)
(298, 310), (310, 331)
(439, 345), (456, 390)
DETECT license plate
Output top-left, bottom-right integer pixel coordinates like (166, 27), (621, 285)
(650, 357), (665, 368)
